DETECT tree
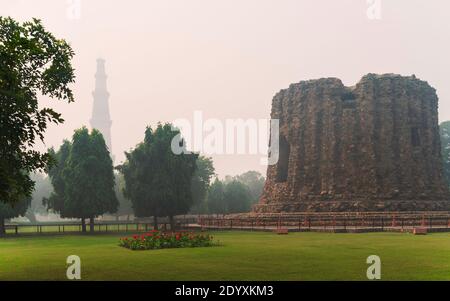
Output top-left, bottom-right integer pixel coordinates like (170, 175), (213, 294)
(163, 139), (198, 228)
(206, 178), (253, 214)
(118, 127), (162, 228)
(118, 123), (198, 230)
(190, 156), (215, 214)
(207, 178), (226, 214)
(440, 121), (450, 186)
(0, 17), (75, 205)
(46, 128), (118, 232)
(234, 171), (265, 204)
(45, 140), (72, 215)
(0, 196), (31, 236)
(224, 180), (253, 213)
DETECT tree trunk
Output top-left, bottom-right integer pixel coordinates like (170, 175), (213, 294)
(169, 215), (175, 231)
(126, 215), (130, 222)
(153, 216), (158, 230)
(81, 218), (86, 233)
(89, 216), (95, 233)
(0, 217), (5, 236)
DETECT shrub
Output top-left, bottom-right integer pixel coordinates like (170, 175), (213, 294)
(119, 230), (215, 250)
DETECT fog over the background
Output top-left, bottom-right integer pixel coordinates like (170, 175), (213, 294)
(3, 0), (450, 177)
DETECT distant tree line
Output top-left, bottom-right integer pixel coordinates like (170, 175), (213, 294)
(196, 171), (265, 215)
(440, 121), (450, 186)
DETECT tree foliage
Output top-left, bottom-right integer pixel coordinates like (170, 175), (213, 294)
(440, 121), (450, 185)
(206, 178), (253, 214)
(0, 195), (30, 235)
(118, 123), (198, 226)
(190, 156), (215, 214)
(0, 17), (75, 204)
(207, 178), (226, 214)
(233, 170), (265, 203)
(46, 128), (118, 231)
(45, 140), (71, 214)
(223, 180), (253, 213)
(206, 171), (264, 214)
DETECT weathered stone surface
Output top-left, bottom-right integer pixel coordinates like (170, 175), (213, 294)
(255, 74), (450, 212)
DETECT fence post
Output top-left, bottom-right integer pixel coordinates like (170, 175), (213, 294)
(15, 226), (18, 235)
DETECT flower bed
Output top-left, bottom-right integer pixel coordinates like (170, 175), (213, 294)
(119, 230), (215, 250)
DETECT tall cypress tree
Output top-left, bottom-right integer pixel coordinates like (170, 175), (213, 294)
(46, 128), (118, 232)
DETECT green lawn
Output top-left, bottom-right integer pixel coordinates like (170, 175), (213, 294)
(0, 231), (449, 280)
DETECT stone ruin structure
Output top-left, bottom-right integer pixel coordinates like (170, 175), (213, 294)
(255, 74), (450, 212)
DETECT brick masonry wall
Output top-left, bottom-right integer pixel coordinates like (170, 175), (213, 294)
(255, 74), (450, 212)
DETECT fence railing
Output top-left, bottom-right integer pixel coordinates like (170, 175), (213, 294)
(198, 213), (450, 232)
(4, 218), (198, 235)
(5, 213), (450, 235)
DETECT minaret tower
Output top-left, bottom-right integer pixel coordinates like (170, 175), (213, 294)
(90, 58), (113, 159)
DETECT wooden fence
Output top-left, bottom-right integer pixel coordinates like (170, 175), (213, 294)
(3, 218), (197, 235)
(198, 213), (450, 232)
(5, 212), (450, 235)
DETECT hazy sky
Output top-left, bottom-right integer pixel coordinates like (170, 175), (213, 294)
(3, 0), (450, 177)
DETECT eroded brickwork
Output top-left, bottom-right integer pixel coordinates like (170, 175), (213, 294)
(255, 74), (450, 212)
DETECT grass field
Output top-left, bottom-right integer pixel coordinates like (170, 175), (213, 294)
(1, 231), (450, 280)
